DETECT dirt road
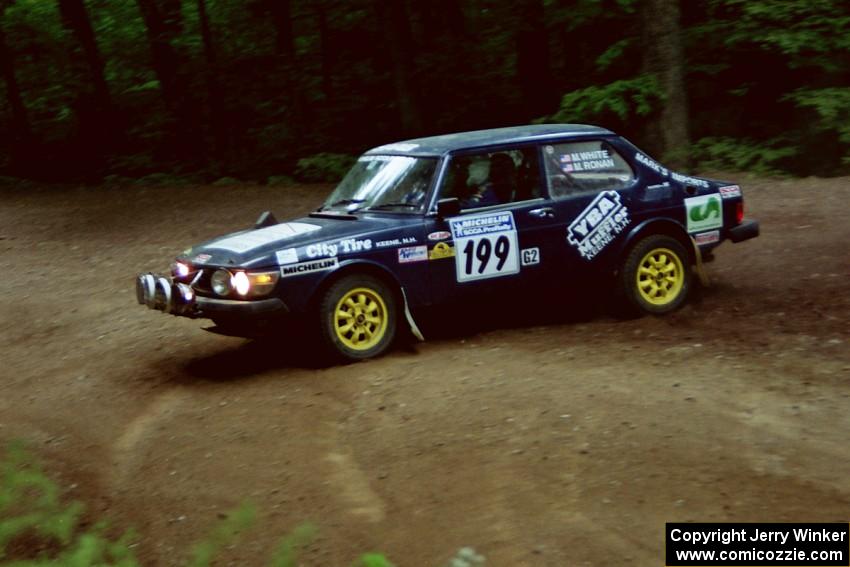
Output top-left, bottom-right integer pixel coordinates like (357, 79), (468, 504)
(1, 176), (848, 566)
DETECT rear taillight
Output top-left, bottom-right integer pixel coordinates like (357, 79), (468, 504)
(735, 202), (744, 225)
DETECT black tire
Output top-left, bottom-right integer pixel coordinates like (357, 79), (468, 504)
(317, 274), (397, 361)
(619, 234), (691, 315)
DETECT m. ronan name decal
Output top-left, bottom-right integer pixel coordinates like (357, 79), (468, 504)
(567, 190), (630, 260)
(280, 257), (339, 278)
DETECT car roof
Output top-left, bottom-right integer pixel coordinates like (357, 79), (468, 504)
(365, 124), (613, 157)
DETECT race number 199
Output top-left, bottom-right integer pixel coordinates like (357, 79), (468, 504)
(450, 212), (520, 283)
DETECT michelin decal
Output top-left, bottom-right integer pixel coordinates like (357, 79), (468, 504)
(567, 191), (630, 260)
(280, 258), (339, 278)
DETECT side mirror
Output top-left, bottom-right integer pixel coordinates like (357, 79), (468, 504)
(436, 198), (461, 220)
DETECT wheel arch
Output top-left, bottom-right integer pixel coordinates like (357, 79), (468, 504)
(615, 218), (695, 268)
(309, 259), (408, 323)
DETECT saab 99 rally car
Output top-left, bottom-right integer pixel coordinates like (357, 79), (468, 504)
(136, 124), (759, 361)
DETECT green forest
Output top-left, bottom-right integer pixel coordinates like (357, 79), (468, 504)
(0, 0), (848, 183)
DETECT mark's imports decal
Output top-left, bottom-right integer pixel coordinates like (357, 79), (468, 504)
(306, 238), (372, 258)
(567, 190), (630, 260)
(635, 152), (710, 188)
(207, 222), (321, 253)
(428, 242), (455, 260)
(449, 212), (519, 282)
(376, 236), (417, 248)
(694, 230), (720, 245)
(521, 247), (540, 266)
(719, 185), (741, 199)
(635, 153), (669, 177)
(275, 248), (298, 265)
(685, 194), (723, 233)
(279, 257), (338, 278)
(671, 172), (710, 188)
(398, 245), (427, 264)
(427, 231), (451, 241)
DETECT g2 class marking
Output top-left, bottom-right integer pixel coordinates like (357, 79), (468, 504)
(521, 248), (540, 266)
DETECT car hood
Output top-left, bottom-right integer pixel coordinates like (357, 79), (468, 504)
(183, 214), (421, 269)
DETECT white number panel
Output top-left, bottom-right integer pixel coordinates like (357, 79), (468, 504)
(449, 211), (520, 282)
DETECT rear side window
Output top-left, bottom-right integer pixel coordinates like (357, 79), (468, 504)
(542, 140), (635, 198)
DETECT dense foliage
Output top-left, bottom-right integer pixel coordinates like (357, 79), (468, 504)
(0, 0), (847, 182)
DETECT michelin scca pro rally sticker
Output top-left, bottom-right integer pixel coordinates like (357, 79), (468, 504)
(567, 191), (630, 260)
(685, 194), (723, 233)
(449, 211), (519, 282)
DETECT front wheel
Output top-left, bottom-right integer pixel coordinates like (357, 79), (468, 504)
(619, 234), (691, 315)
(317, 274), (397, 361)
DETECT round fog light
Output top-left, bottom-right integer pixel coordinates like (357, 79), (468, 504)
(211, 269), (232, 296)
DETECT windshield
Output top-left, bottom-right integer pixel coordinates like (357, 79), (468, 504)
(321, 155), (437, 213)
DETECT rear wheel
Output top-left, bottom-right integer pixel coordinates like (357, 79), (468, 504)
(620, 234), (691, 315)
(318, 274), (397, 361)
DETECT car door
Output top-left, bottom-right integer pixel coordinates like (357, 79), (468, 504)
(424, 145), (565, 306)
(538, 138), (638, 274)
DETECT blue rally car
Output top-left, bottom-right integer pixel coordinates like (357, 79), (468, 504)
(136, 125), (759, 360)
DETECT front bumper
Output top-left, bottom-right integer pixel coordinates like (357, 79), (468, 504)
(136, 273), (288, 319)
(729, 219), (759, 243)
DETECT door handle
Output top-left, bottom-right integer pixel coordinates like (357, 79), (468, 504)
(528, 207), (555, 219)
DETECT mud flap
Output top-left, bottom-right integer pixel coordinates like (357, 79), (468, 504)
(400, 288), (424, 341)
(689, 236), (711, 287)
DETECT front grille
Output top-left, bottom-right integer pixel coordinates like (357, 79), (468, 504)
(191, 268), (215, 297)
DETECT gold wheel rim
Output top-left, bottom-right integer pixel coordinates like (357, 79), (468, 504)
(636, 247), (684, 306)
(334, 287), (388, 351)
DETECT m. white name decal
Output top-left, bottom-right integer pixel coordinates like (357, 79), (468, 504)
(567, 191), (630, 260)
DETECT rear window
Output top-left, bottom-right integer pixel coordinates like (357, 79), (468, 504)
(542, 140), (635, 198)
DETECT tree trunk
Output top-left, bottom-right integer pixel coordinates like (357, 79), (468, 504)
(0, 2), (35, 174)
(269, 0), (294, 60)
(516, 0), (556, 120)
(374, 0), (421, 135)
(197, 0), (226, 169)
(57, 0), (118, 177)
(314, 1), (333, 102)
(135, 0), (200, 165)
(57, 0), (111, 113)
(641, 0), (689, 165)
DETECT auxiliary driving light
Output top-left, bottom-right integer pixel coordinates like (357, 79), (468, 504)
(172, 261), (191, 278)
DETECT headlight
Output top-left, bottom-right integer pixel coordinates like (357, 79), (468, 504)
(240, 270), (279, 297)
(232, 271), (250, 296)
(211, 269), (232, 296)
(211, 269), (279, 298)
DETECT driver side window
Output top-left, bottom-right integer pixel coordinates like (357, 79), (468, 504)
(440, 147), (541, 210)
